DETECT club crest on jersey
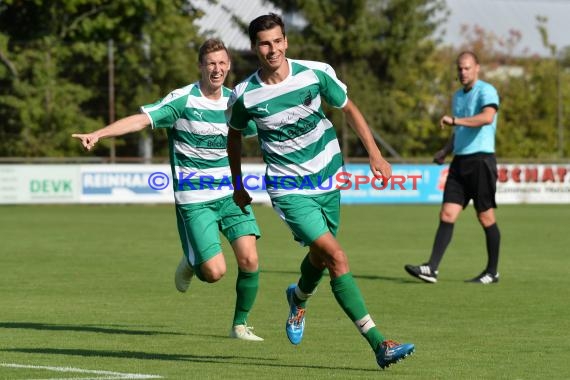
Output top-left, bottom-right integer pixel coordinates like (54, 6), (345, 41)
(303, 92), (312, 106)
(300, 89), (315, 107)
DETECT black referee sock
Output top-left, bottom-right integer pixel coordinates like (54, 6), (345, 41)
(484, 223), (500, 275)
(427, 221), (454, 270)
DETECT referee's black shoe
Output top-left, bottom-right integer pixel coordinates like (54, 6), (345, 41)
(404, 264), (438, 283)
(466, 272), (499, 284)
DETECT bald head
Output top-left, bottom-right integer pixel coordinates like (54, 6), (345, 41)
(456, 51), (480, 90)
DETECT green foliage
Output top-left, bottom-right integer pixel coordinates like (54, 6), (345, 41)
(456, 23), (570, 159)
(0, 0), (202, 157)
(496, 58), (559, 158)
(371, 0), (449, 156)
(267, 0), (449, 157)
(0, 0), (568, 159)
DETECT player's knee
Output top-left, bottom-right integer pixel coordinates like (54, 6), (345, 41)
(237, 254), (258, 272)
(325, 249), (348, 271)
(440, 209), (457, 223)
(201, 266), (226, 283)
(203, 270), (225, 283)
(477, 213), (495, 227)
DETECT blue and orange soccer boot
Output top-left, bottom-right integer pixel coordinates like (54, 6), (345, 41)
(375, 339), (415, 369)
(285, 284), (305, 345)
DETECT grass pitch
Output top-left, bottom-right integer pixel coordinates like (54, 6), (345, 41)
(1, 204), (569, 379)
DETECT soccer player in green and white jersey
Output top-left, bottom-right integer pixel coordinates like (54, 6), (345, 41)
(226, 13), (414, 368)
(72, 39), (263, 341)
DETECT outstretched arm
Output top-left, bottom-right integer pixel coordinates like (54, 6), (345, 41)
(72, 113), (151, 151)
(342, 99), (392, 180)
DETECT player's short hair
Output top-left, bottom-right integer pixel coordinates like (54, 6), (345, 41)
(248, 13), (286, 46)
(198, 39), (229, 64)
(456, 51), (479, 65)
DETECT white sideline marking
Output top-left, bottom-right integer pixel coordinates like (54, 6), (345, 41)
(0, 362), (162, 379)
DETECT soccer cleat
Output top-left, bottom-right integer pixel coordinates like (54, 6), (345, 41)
(466, 271), (499, 284)
(285, 284), (305, 345)
(229, 324), (264, 341)
(404, 263), (438, 283)
(375, 340), (415, 369)
(174, 256), (194, 293)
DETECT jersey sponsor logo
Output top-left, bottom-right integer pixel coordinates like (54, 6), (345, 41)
(193, 134), (226, 149)
(278, 120), (316, 141)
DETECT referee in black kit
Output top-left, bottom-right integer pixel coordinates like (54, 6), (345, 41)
(405, 51), (501, 285)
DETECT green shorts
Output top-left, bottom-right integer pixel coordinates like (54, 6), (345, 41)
(175, 195), (260, 267)
(271, 190), (340, 246)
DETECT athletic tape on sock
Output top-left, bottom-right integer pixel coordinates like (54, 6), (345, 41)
(354, 314), (376, 334)
(294, 286), (315, 301)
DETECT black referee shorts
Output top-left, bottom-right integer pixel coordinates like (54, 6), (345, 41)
(443, 153), (498, 212)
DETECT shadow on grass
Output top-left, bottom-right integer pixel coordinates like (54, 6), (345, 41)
(1, 347), (380, 372)
(0, 322), (185, 336)
(262, 269), (420, 284)
(1, 347), (270, 362)
(354, 274), (425, 284)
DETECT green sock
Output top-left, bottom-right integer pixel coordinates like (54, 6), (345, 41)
(232, 269), (259, 326)
(331, 272), (385, 351)
(296, 253), (325, 308)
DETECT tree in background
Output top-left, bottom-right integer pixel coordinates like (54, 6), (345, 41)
(0, 1), (567, 160)
(0, 20), (99, 157)
(0, 0), (203, 158)
(258, 0), (569, 160)
(455, 18), (570, 159)
(368, 0), (449, 157)
(265, 0), (448, 158)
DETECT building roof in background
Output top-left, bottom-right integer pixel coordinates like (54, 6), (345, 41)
(192, 0), (570, 56)
(192, 0), (282, 51)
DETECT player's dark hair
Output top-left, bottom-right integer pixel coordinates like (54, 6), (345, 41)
(198, 38), (229, 64)
(456, 51), (479, 65)
(248, 13), (286, 46)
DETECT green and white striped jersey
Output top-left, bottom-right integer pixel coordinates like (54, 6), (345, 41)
(142, 82), (253, 205)
(226, 59), (347, 199)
